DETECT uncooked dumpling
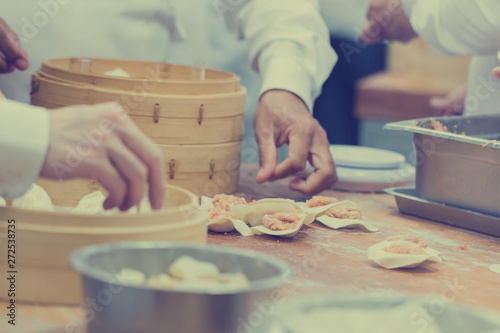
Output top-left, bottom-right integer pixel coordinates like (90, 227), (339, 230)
(367, 237), (442, 269)
(72, 191), (106, 214)
(0, 197), (6, 207)
(231, 202), (298, 227)
(315, 200), (379, 232)
(12, 184), (54, 212)
(202, 196), (253, 236)
(251, 212), (316, 238)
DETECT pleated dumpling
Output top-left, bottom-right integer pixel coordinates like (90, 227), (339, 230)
(368, 235), (442, 269)
(12, 184), (54, 212)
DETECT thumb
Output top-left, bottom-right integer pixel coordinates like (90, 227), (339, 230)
(429, 96), (450, 111)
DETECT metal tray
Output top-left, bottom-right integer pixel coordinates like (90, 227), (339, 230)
(385, 187), (500, 238)
(385, 115), (500, 217)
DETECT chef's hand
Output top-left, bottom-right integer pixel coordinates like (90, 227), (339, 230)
(430, 84), (467, 116)
(493, 66), (500, 80)
(359, 0), (417, 44)
(0, 18), (29, 73)
(254, 90), (337, 195)
(39, 102), (166, 211)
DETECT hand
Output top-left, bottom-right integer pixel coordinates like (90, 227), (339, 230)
(39, 102), (166, 211)
(430, 84), (467, 116)
(0, 18), (29, 73)
(493, 66), (500, 80)
(254, 90), (337, 195)
(359, 0), (417, 44)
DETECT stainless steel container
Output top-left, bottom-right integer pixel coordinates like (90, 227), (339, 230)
(70, 242), (291, 333)
(267, 295), (500, 333)
(385, 116), (500, 217)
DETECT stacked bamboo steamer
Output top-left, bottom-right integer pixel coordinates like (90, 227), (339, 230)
(0, 184), (207, 305)
(31, 58), (246, 196)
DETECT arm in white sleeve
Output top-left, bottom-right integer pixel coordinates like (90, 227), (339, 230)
(0, 99), (49, 198)
(402, 0), (500, 56)
(238, 0), (338, 111)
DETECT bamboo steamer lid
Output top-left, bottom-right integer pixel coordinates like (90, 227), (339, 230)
(38, 58), (240, 94)
(30, 58), (246, 194)
(0, 183), (207, 305)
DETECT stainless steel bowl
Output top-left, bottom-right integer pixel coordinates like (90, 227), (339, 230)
(70, 242), (291, 333)
(267, 294), (500, 333)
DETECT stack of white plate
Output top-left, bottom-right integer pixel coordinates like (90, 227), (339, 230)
(306, 145), (415, 193)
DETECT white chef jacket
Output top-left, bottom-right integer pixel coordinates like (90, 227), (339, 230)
(402, 0), (500, 115)
(0, 0), (336, 196)
(0, 99), (49, 198)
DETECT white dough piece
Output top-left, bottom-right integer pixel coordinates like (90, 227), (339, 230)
(0, 197), (6, 207)
(116, 268), (146, 286)
(125, 198), (152, 214)
(169, 256), (221, 280)
(315, 201), (379, 232)
(72, 191), (106, 214)
(148, 273), (177, 289)
(251, 213), (316, 238)
(202, 196), (253, 236)
(367, 240), (442, 269)
(103, 67), (131, 77)
(12, 184), (54, 212)
(231, 202), (299, 227)
(490, 264), (500, 275)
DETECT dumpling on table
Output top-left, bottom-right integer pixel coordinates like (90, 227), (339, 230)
(12, 184), (54, 212)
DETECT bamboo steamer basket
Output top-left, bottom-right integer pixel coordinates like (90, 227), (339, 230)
(0, 182), (207, 305)
(30, 58), (246, 195)
(31, 72), (246, 145)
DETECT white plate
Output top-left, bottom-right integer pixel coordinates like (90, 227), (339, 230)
(332, 163), (415, 193)
(330, 145), (406, 169)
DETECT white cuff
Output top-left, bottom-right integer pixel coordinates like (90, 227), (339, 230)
(0, 100), (50, 198)
(259, 56), (314, 111)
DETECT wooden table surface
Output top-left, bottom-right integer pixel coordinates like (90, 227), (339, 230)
(3, 164), (500, 333)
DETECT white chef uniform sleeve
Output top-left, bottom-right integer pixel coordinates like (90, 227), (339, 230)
(402, 0), (500, 56)
(0, 99), (49, 198)
(238, 0), (338, 111)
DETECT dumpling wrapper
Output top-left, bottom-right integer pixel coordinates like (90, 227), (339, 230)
(231, 202), (299, 227)
(12, 183), (54, 212)
(201, 196), (253, 236)
(315, 200), (379, 232)
(490, 264), (500, 275)
(103, 67), (131, 77)
(251, 213), (316, 238)
(367, 240), (442, 269)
